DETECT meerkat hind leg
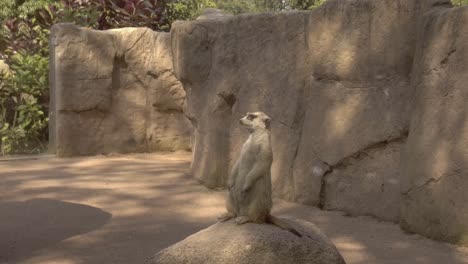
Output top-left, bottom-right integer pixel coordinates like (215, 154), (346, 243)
(217, 212), (235, 222)
(234, 216), (252, 225)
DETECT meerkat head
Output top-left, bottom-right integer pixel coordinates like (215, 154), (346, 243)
(239, 111), (271, 132)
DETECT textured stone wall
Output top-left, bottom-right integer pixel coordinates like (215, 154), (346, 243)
(49, 24), (191, 156)
(171, 0), (443, 218)
(49, 0), (468, 245)
(401, 5), (468, 245)
(170, 0), (468, 245)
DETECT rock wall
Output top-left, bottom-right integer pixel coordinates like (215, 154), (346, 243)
(49, 0), (468, 245)
(171, 0), (442, 217)
(401, 6), (468, 245)
(49, 24), (191, 156)
(171, 0), (468, 245)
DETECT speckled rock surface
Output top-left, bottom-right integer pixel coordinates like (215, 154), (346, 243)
(147, 219), (346, 264)
(49, 24), (191, 156)
(401, 5), (468, 245)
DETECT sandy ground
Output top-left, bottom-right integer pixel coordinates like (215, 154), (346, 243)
(0, 152), (467, 264)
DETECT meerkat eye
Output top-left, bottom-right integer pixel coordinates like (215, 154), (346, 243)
(247, 114), (256, 120)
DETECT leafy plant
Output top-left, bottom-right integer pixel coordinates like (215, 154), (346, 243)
(214, 0), (257, 14)
(453, 0), (468, 6)
(99, 0), (167, 30)
(166, 0), (216, 25)
(0, 54), (48, 155)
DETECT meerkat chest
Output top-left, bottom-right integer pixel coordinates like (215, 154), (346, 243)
(238, 137), (261, 170)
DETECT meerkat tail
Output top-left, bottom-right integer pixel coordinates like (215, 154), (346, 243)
(266, 215), (302, 237)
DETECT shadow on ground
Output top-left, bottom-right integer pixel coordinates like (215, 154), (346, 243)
(0, 152), (466, 264)
(0, 199), (111, 263)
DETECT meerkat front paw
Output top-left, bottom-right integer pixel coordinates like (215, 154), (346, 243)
(234, 216), (251, 225)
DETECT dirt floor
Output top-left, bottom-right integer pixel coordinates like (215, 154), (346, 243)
(0, 152), (467, 264)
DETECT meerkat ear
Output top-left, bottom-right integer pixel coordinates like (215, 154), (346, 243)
(264, 117), (271, 129)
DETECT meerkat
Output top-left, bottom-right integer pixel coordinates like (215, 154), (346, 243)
(218, 111), (301, 237)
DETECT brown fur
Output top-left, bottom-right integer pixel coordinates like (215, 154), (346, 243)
(218, 112), (301, 237)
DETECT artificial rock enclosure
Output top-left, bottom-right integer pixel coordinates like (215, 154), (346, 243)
(49, 0), (468, 245)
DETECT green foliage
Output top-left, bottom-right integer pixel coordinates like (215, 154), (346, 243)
(55, 1), (100, 28)
(0, 54), (49, 155)
(215, 0), (257, 14)
(453, 0), (468, 6)
(166, 0), (217, 26)
(0, 0), (55, 22)
(292, 0), (326, 10)
(93, 0), (168, 30)
(0, 0), (55, 155)
(213, 0), (325, 14)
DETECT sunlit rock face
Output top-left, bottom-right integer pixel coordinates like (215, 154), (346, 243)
(49, 24), (191, 156)
(50, 0), (468, 246)
(401, 6), (468, 245)
(170, 0), (444, 221)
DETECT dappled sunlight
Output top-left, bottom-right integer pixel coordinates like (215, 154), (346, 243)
(2, 153), (467, 264)
(335, 47), (357, 75)
(20, 256), (83, 264)
(271, 198), (468, 264)
(431, 140), (450, 180)
(333, 236), (371, 263)
(0, 153), (224, 263)
(325, 92), (364, 142)
(333, 237), (367, 250)
(104, 200), (149, 217)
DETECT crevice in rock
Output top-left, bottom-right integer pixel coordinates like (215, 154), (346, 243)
(213, 91), (236, 113)
(152, 107), (183, 114)
(291, 84), (308, 131)
(318, 130), (409, 209)
(60, 107), (107, 114)
(428, 48), (456, 74)
(290, 83), (310, 200)
(440, 48), (456, 65)
(402, 168), (467, 196)
(111, 35), (118, 55)
(76, 77), (112, 81)
(290, 102), (307, 154)
(342, 84), (378, 90)
(148, 70), (170, 80)
(318, 162), (333, 210)
(126, 29), (149, 52)
(216, 91), (237, 109)
(312, 73), (379, 90)
(402, 177), (438, 196)
(95, 117), (105, 134)
(431, 0), (452, 8)
(313, 73), (341, 83)
(112, 55), (127, 91)
(333, 131), (408, 170)
(185, 114), (198, 129)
